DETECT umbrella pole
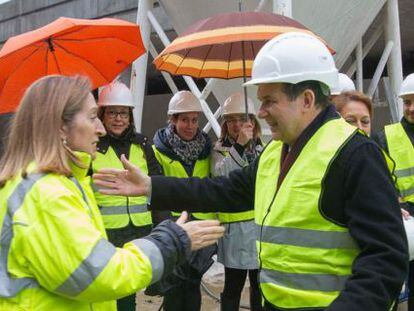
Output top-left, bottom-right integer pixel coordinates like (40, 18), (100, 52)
(241, 41), (249, 121)
(241, 41), (255, 151)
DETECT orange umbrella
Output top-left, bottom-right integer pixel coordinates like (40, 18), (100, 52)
(154, 11), (334, 79)
(0, 17), (145, 114)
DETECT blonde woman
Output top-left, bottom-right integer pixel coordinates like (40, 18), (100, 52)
(0, 75), (224, 310)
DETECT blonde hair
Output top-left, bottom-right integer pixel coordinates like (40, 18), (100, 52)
(0, 75), (91, 186)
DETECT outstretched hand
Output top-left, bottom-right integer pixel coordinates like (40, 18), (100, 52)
(176, 212), (225, 251)
(93, 154), (151, 196)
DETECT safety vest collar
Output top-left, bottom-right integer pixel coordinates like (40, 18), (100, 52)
(69, 151), (92, 179)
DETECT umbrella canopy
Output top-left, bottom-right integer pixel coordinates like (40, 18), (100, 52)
(153, 11), (335, 79)
(0, 17), (145, 114)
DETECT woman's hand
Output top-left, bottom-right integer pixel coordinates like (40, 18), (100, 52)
(236, 122), (254, 146)
(176, 212), (225, 251)
(93, 154), (151, 196)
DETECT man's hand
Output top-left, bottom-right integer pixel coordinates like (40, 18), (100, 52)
(176, 212), (225, 251)
(236, 122), (254, 146)
(93, 154), (151, 196)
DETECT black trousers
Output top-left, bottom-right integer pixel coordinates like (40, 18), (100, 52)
(222, 267), (262, 311)
(163, 278), (202, 311)
(106, 224), (152, 311)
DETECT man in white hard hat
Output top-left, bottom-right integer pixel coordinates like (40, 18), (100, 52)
(91, 81), (165, 311)
(329, 73), (356, 98)
(94, 33), (407, 310)
(373, 73), (414, 310)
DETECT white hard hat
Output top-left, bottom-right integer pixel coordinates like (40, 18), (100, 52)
(330, 73), (356, 95)
(399, 73), (414, 97)
(222, 92), (256, 116)
(99, 81), (134, 108)
(168, 91), (203, 115)
(244, 32), (338, 92)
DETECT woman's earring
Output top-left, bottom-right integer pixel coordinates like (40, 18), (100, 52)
(62, 138), (68, 146)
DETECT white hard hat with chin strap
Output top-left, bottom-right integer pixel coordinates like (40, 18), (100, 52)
(330, 73), (356, 95)
(168, 90), (203, 115)
(222, 92), (256, 116)
(99, 81), (135, 108)
(244, 32), (338, 95)
(400, 73), (414, 97)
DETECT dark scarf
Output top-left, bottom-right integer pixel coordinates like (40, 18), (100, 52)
(165, 123), (207, 165)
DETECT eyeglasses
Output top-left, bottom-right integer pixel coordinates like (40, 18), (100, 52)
(105, 110), (129, 119)
(225, 117), (248, 124)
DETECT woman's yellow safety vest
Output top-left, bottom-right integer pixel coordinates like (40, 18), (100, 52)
(214, 150), (255, 223)
(255, 118), (360, 309)
(385, 123), (414, 203)
(92, 144), (152, 228)
(153, 146), (216, 220)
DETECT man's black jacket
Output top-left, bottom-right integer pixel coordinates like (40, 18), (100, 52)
(151, 105), (408, 311)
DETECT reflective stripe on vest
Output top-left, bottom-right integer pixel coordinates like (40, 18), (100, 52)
(215, 150), (255, 223)
(255, 118), (359, 309)
(153, 146), (216, 220)
(92, 144), (152, 228)
(0, 174), (43, 298)
(385, 123), (414, 203)
(55, 238), (116, 297)
(132, 239), (164, 284)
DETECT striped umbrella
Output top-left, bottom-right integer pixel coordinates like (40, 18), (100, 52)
(153, 11), (335, 80)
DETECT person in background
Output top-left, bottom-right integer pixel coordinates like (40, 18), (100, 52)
(211, 92), (263, 311)
(94, 32), (408, 311)
(332, 90), (372, 135)
(152, 90), (215, 311)
(372, 73), (414, 311)
(329, 73), (356, 100)
(91, 81), (166, 311)
(0, 75), (224, 310)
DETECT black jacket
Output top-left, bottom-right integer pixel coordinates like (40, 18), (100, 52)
(150, 105), (408, 311)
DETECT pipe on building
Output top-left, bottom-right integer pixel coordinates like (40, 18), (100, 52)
(367, 40), (394, 98)
(356, 40), (364, 92)
(130, 0), (154, 132)
(384, 0), (403, 120)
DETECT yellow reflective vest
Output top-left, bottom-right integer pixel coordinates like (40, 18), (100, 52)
(0, 152), (163, 310)
(255, 118), (360, 309)
(385, 123), (414, 203)
(153, 146), (216, 220)
(92, 144), (152, 229)
(212, 149), (255, 223)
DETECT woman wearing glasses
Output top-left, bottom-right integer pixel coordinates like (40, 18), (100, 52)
(212, 93), (263, 311)
(91, 81), (164, 311)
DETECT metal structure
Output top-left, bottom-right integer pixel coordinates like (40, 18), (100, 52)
(130, 0), (294, 138)
(130, 0), (404, 135)
(345, 0), (403, 121)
